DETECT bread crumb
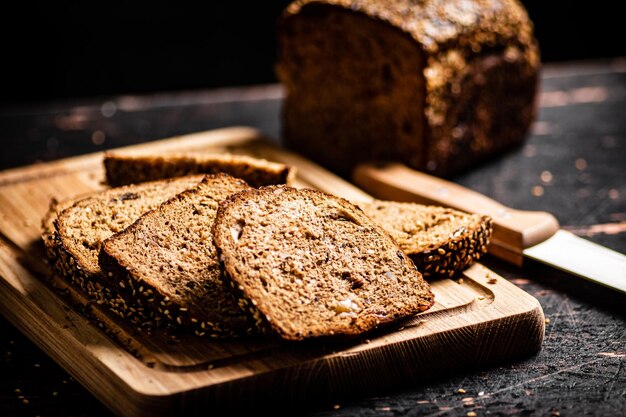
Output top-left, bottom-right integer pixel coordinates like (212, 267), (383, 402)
(333, 404), (341, 410)
(531, 185), (544, 197)
(540, 170), (553, 184)
(467, 412), (477, 417)
(545, 318), (550, 324)
(457, 388), (466, 394)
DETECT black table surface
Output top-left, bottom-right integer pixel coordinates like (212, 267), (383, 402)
(1, 59), (625, 417)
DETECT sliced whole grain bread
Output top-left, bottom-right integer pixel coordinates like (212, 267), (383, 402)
(104, 152), (296, 188)
(42, 196), (119, 311)
(99, 174), (256, 337)
(49, 175), (205, 320)
(360, 201), (493, 278)
(212, 186), (435, 341)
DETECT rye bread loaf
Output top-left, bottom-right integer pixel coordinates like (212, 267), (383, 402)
(104, 152), (296, 188)
(276, 0), (540, 176)
(360, 200), (492, 278)
(99, 174), (257, 337)
(48, 175), (205, 321)
(212, 186), (435, 341)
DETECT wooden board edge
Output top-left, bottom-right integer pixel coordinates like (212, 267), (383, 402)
(124, 288), (546, 416)
(461, 263), (546, 360)
(0, 247), (175, 417)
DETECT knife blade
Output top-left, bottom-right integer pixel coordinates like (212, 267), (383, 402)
(353, 162), (626, 294)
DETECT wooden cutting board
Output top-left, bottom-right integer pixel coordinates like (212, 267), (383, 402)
(0, 127), (544, 417)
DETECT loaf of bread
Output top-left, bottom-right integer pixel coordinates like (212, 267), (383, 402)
(99, 174), (257, 337)
(213, 186), (435, 341)
(276, 0), (540, 176)
(360, 200), (492, 277)
(44, 175), (205, 323)
(104, 152), (296, 188)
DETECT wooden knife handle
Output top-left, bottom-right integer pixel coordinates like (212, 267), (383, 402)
(352, 163), (560, 266)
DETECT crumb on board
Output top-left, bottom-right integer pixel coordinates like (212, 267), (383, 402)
(531, 185), (544, 197)
(540, 170), (553, 184)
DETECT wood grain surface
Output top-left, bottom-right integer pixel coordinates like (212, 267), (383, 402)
(0, 127), (545, 417)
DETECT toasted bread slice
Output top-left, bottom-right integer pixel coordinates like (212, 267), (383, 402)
(46, 175), (205, 322)
(104, 152), (296, 188)
(360, 201), (493, 278)
(213, 186), (434, 341)
(99, 174), (256, 337)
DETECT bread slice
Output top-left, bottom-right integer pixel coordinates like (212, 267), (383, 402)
(212, 186), (435, 341)
(104, 152), (297, 188)
(360, 201), (493, 278)
(99, 174), (256, 337)
(42, 190), (106, 261)
(49, 175), (205, 321)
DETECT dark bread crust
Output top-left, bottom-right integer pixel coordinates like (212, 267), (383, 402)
(104, 152), (297, 188)
(360, 201), (492, 278)
(213, 186), (435, 341)
(43, 195), (151, 324)
(99, 174), (257, 337)
(45, 209), (145, 324)
(277, 0), (539, 176)
(411, 216), (492, 278)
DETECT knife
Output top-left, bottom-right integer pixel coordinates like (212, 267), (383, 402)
(353, 162), (626, 294)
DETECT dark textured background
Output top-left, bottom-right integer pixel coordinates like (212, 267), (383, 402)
(2, 1), (625, 104)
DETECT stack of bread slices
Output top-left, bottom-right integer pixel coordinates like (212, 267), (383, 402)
(42, 152), (492, 341)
